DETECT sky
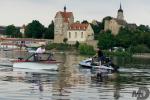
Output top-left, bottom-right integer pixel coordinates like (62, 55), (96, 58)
(0, 0), (150, 27)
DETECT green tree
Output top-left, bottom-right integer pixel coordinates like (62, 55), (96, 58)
(137, 25), (150, 32)
(91, 21), (103, 39)
(25, 20), (45, 38)
(63, 38), (68, 44)
(81, 20), (89, 24)
(116, 27), (134, 48)
(44, 21), (54, 39)
(5, 25), (21, 38)
(128, 44), (150, 53)
(98, 31), (115, 50)
(75, 41), (80, 49)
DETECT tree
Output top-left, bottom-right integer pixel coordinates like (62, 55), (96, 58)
(137, 25), (150, 32)
(25, 20), (45, 38)
(63, 38), (68, 44)
(98, 31), (115, 49)
(5, 25), (21, 38)
(116, 27), (135, 48)
(91, 21), (103, 39)
(81, 20), (89, 24)
(75, 41), (80, 49)
(44, 21), (54, 39)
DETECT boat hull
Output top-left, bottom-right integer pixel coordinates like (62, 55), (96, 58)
(79, 58), (115, 72)
(13, 62), (58, 71)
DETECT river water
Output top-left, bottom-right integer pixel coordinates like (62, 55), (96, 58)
(0, 51), (150, 100)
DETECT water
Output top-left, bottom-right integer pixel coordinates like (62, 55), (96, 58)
(0, 51), (150, 100)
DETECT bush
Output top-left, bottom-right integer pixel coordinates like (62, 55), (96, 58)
(104, 50), (131, 57)
(128, 44), (150, 53)
(79, 44), (96, 55)
(75, 41), (80, 49)
(56, 43), (70, 50)
(46, 43), (57, 50)
(46, 43), (73, 51)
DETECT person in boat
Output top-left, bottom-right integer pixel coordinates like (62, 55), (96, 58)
(35, 45), (46, 61)
(36, 45), (46, 54)
(96, 47), (105, 65)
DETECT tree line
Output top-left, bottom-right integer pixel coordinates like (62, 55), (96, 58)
(5, 18), (150, 53)
(83, 16), (150, 53)
(97, 25), (150, 53)
(5, 20), (54, 39)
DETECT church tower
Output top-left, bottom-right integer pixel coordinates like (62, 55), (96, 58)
(54, 6), (74, 43)
(117, 3), (124, 20)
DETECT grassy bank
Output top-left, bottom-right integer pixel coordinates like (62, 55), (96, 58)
(46, 43), (75, 51)
(103, 50), (132, 57)
(45, 43), (133, 57)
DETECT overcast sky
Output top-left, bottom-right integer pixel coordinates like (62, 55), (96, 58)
(0, 0), (150, 27)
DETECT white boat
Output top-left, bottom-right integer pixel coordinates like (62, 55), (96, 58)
(13, 62), (59, 70)
(79, 57), (119, 73)
(26, 47), (37, 53)
(12, 53), (61, 71)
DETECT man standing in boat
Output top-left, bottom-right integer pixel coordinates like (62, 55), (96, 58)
(35, 45), (46, 61)
(36, 45), (46, 54)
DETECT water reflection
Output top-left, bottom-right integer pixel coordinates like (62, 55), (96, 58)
(0, 51), (150, 100)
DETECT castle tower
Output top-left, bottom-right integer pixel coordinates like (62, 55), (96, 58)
(54, 6), (74, 43)
(117, 3), (124, 20)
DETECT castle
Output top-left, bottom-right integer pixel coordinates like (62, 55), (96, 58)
(104, 4), (137, 35)
(54, 6), (94, 44)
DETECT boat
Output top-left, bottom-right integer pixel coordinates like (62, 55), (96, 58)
(11, 53), (61, 71)
(79, 57), (119, 73)
(26, 47), (37, 53)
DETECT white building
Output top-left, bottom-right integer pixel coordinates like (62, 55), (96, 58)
(67, 23), (94, 44)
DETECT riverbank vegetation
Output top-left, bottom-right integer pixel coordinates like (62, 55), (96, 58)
(103, 50), (131, 57)
(97, 25), (150, 54)
(78, 43), (96, 55)
(6, 20), (54, 39)
(5, 19), (150, 56)
(46, 42), (96, 55)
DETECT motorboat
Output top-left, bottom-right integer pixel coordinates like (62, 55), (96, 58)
(26, 47), (37, 53)
(11, 53), (61, 71)
(79, 57), (119, 73)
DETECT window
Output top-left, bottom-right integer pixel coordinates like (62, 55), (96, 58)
(69, 32), (71, 38)
(75, 32), (77, 38)
(81, 32), (83, 38)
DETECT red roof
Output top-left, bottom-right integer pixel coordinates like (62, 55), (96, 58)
(69, 23), (89, 30)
